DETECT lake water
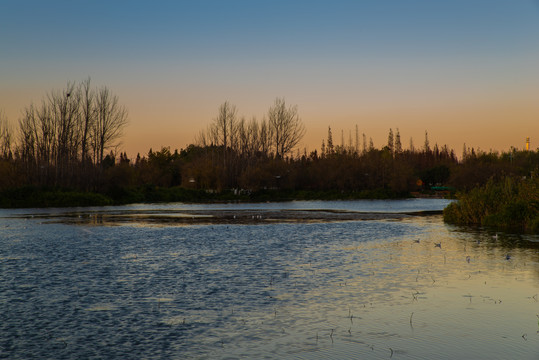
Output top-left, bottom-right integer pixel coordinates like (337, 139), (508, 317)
(1, 199), (538, 359)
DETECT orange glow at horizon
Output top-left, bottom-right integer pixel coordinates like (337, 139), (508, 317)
(118, 91), (539, 159)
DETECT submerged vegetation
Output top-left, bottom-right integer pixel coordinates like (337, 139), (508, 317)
(0, 81), (538, 227)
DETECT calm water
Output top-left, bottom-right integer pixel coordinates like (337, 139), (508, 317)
(1, 199), (538, 359)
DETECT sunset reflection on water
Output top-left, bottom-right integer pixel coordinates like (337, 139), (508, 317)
(1, 203), (538, 359)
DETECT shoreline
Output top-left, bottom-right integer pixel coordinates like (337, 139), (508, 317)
(0, 186), (452, 209)
(11, 208), (444, 226)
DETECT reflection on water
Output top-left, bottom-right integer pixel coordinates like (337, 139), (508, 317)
(0, 200), (538, 359)
(2, 198), (454, 227)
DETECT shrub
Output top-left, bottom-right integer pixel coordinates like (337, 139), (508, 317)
(443, 176), (539, 233)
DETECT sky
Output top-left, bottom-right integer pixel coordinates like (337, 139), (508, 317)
(1, 0), (539, 157)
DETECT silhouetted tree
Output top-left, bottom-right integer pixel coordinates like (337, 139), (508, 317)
(424, 131), (430, 153)
(267, 98), (305, 158)
(395, 128), (402, 155)
(0, 110), (11, 158)
(327, 126), (334, 155)
(387, 128), (394, 155)
(93, 86), (128, 165)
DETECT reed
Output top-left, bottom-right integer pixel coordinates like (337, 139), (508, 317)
(444, 176), (539, 233)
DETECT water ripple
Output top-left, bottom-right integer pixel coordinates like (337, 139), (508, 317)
(1, 204), (538, 359)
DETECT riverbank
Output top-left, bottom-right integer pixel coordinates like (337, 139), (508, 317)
(0, 186), (415, 209)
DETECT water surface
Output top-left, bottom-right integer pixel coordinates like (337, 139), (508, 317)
(1, 199), (538, 359)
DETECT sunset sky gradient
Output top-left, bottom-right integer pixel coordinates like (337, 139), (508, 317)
(2, 0), (539, 157)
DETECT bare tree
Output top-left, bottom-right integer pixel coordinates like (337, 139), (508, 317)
(195, 128), (210, 147)
(17, 105), (36, 164)
(93, 86), (128, 164)
(15, 79), (128, 188)
(267, 98), (305, 158)
(259, 117), (271, 156)
(0, 110), (12, 158)
(211, 101), (237, 151)
(50, 82), (81, 181)
(80, 77), (95, 162)
(237, 116), (248, 156)
(247, 117), (260, 156)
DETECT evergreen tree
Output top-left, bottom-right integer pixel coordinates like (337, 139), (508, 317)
(395, 128), (402, 154)
(327, 126), (334, 154)
(387, 128), (394, 154)
(424, 131), (431, 153)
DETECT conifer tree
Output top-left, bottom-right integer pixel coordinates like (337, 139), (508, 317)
(387, 128), (394, 154)
(327, 126), (334, 154)
(395, 128), (402, 154)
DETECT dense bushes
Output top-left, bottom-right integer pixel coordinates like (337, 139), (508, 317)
(0, 186), (112, 208)
(443, 176), (539, 233)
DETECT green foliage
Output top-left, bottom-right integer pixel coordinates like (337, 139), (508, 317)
(443, 176), (539, 233)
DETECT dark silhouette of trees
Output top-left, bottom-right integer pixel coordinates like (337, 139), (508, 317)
(80, 77), (95, 164)
(0, 110), (11, 158)
(267, 98), (305, 158)
(387, 128), (394, 155)
(394, 128), (402, 155)
(326, 126), (334, 155)
(94, 86), (128, 165)
(14, 80), (128, 189)
(2, 87), (538, 206)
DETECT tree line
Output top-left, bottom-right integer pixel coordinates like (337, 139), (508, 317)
(1, 82), (538, 205)
(1, 79), (127, 190)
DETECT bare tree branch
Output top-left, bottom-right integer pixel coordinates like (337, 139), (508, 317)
(267, 98), (305, 158)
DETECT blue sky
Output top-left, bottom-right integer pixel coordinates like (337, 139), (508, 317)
(2, 0), (539, 155)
